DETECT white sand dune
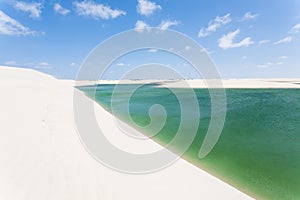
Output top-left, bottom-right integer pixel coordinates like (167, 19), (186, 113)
(160, 79), (300, 88)
(77, 78), (300, 88)
(0, 66), (253, 200)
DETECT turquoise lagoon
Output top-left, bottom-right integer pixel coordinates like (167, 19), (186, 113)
(79, 84), (300, 200)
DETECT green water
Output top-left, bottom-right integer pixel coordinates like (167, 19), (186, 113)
(79, 84), (300, 200)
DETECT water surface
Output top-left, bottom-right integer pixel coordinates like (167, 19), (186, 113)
(79, 84), (300, 200)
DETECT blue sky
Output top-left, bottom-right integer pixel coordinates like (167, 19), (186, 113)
(0, 0), (300, 79)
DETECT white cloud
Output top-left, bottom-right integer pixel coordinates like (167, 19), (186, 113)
(116, 63), (125, 66)
(158, 20), (178, 30)
(257, 61), (284, 68)
(14, 1), (43, 19)
(73, 0), (126, 20)
(198, 47), (213, 54)
(0, 10), (37, 35)
(218, 29), (254, 49)
(137, 0), (161, 16)
(257, 64), (269, 68)
(4, 60), (16, 65)
(148, 48), (158, 53)
(135, 20), (150, 32)
(38, 62), (50, 66)
(35, 62), (52, 69)
(240, 12), (259, 21)
(259, 40), (271, 45)
(54, 3), (70, 15)
(70, 62), (77, 67)
(279, 56), (288, 59)
(291, 23), (300, 33)
(185, 46), (192, 51)
(198, 13), (231, 38)
(274, 36), (292, 45)
(181, 63), (189, 67)
(134, 19), (178, 33)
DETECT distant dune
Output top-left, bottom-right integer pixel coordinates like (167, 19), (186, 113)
(76, 78), (300, 88)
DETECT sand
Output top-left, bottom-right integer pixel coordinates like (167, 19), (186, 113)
(76, 78), (300, 88)
(0, 66), (257, 200)
(162, 79), (300, 88)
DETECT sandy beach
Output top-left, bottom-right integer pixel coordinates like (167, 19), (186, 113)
(0, 65), (262, 200)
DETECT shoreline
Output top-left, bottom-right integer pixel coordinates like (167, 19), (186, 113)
(0, 65), (254, 199)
